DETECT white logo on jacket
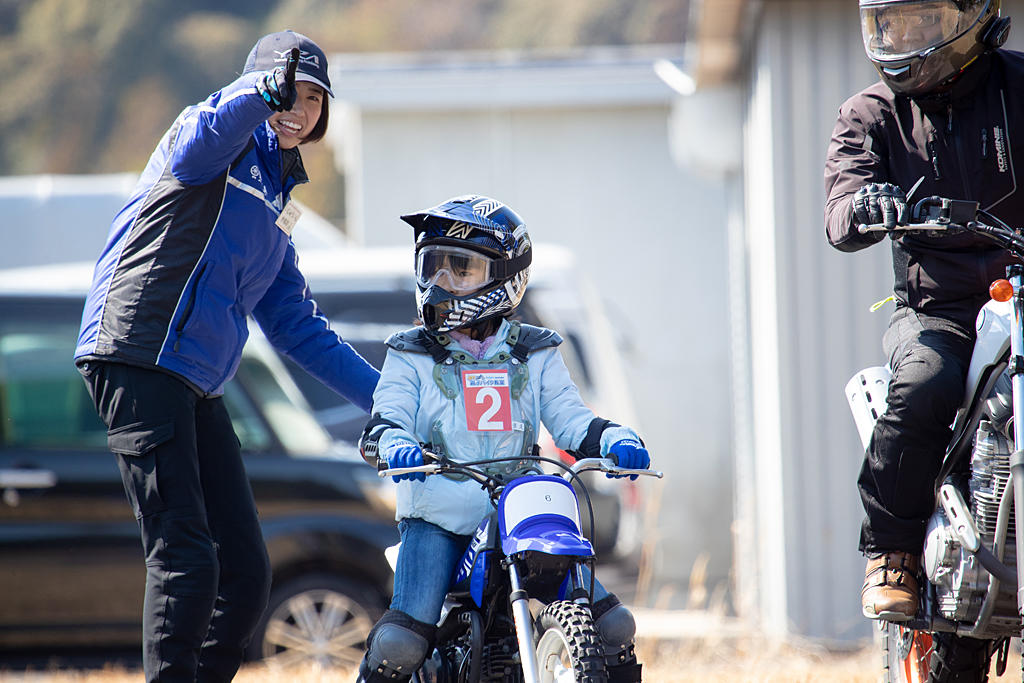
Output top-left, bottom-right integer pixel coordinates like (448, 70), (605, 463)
(994, 126), (1008, 173)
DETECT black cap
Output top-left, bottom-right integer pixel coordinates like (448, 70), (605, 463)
(243, 30), (333, 97)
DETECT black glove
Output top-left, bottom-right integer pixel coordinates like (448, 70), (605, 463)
(255, 47), (299, 112)
(851, 182), (908, 230)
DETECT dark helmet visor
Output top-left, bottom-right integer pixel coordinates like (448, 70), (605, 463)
(861, 0), (986, 60)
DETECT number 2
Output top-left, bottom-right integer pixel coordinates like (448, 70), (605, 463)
(476, 387), (503, 430)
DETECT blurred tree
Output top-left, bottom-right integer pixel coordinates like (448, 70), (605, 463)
(0, 0), (687, 230)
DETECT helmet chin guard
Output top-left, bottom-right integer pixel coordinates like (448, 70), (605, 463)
(401, 195), (532, 333)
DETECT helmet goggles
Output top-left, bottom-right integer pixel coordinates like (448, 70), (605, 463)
(861, 0), (986, 60)
(416, 244), (497, 295)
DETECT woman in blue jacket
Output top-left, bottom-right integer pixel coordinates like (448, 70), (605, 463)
(74, 30), (379, 683)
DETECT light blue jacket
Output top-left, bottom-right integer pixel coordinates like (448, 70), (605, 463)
(373, 318), (638, 535)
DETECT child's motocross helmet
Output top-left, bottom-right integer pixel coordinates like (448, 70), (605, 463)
(400, 195), (532, 333)
(859, 0), (1008, 97)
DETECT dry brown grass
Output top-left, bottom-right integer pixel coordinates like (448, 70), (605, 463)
(2, 640), (1021, 682)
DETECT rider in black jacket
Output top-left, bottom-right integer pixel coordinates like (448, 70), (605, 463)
(824, 0), (1021, 621)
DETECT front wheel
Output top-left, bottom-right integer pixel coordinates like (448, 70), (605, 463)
(880, 621), (994, 682)
(880, 621), (932, 682)
(535, 601), (608, 683)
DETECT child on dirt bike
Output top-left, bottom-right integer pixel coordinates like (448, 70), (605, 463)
(355, 194), (650, 683)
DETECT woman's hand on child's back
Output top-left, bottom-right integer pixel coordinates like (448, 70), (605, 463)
(607, 439), (650, 481)
(384, 443), (426, 482)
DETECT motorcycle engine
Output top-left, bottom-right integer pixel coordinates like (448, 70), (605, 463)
(923, 379), (1019, 633)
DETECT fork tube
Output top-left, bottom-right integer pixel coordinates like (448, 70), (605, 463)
(1007, 266), (1024, 620)
(508, 562), (541, 683)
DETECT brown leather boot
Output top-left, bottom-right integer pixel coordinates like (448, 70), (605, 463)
(861, 551), (920, 621)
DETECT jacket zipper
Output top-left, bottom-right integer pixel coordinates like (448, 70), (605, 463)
(948, 104), (972, 199)
(173, 262), (207, 352)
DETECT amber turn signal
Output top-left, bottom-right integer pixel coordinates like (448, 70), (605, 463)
(990, 279), (1014, 302)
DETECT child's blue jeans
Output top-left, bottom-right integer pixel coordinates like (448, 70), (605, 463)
(391, 517), (610, 625)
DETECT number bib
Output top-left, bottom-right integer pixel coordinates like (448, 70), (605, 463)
(463, 369), (513, 431)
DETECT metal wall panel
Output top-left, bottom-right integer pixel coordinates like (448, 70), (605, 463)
(741, 0), (891, 642)
(741, 0), (1024, 642)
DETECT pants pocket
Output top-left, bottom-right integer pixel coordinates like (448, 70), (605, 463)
(109, 421), (174, 518)
(107, 421), (174, 456)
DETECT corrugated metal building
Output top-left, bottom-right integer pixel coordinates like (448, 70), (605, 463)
(718, 0), (1024, 642)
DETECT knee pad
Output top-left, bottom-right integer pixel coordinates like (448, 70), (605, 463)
(592, 597), (642, 682)
(592, 596), (636, 651)
(364, 609), (435, 678)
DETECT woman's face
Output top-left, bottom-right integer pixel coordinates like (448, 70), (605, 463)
(268, 81), (324, 149)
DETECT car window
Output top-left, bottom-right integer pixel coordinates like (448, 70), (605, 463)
(221, 375), (275, 452)
(232, 356), (331, 454)
(313, 290), (417, 325)
(0, 297), (297, 455)
(0, 300), (106, 449)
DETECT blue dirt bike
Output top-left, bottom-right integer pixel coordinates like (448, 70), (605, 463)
(378, 454), (662, 683)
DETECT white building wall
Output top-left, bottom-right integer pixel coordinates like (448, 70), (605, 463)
(329, 51), (734, 607)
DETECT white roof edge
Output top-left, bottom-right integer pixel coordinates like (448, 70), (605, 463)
(331, 43), (684, 69)
(329, 44), (686, 110)
(0, 173), (139, 198)
(0, 242), (576, 296)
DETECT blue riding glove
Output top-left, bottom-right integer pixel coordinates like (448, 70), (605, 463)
(255, 48), (298, 112)
(384, 443), (425, 483)
(607, 439), (650, 481)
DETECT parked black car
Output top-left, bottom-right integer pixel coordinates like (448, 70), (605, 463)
(0, 283), (397, 669)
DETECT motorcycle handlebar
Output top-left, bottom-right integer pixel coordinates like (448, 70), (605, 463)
(857, 221), (957, 234)
(855, 195), (1024, 257)
(376, 454), (664, 481)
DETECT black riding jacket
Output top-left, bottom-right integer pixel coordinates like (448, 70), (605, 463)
(825, 49), (1024, 330)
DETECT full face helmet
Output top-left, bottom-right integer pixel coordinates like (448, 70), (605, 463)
(400, 195), (532, 333)
(859, 0), (1009, 97)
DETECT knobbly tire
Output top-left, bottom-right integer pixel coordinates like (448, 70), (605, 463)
(880, 621), (993, 682)
(535, 601), (608, 682)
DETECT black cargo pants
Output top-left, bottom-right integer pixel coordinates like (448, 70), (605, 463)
(858, 306), (975, 555)
(79, 361), (271, 683)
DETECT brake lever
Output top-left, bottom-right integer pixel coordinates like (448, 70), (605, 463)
(569, 457), (663, 478)
(377, 463), (443, 479)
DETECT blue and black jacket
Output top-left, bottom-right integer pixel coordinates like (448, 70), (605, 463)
(75, 72), (379, 410)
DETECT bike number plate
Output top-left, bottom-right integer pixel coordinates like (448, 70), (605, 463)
(463, 369), (512, 431)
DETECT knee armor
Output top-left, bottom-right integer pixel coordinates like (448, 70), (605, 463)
(359, 609), (435, 682)
(593, 596), (642, 683)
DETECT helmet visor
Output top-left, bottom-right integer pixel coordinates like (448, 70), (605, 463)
(860, 0), (985, 60)
(416, 245), (495, 294)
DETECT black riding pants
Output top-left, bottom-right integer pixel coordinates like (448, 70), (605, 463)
(79, 361), (272, 683)
(858, 307), (976, 555)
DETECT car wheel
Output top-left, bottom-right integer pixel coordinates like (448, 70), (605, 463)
(248, 573), (384, 671)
